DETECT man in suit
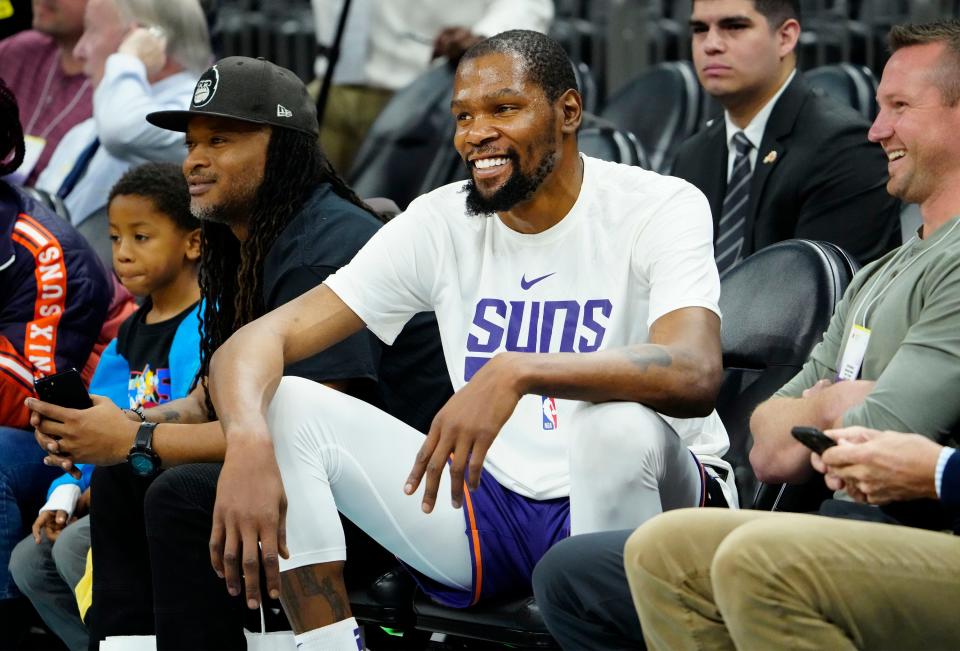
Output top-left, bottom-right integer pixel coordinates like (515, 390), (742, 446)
(671, 0), (900, 271)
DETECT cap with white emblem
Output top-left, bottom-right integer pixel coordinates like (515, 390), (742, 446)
(147, 56), (319, 138)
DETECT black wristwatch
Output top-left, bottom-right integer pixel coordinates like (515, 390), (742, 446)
(127, 422), (161, 477)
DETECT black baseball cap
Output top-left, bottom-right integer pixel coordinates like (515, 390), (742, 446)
(147, 56), (319, 137)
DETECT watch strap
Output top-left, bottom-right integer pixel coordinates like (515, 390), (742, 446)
(134, 421), (158, 451)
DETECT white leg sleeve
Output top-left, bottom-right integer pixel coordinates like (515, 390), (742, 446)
(267, 376), (472, 591)
(567, 402), (702, 535)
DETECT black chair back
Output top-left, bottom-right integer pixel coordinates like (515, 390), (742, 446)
(578, 116), (649, 168)
(806, 62), (879, 120)
(716, 239), (858, 506)
(348, 62), (457, 210)
(600, 61), (720, 173)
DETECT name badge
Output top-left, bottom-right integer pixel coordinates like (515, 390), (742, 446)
(5, 135), (46, 185)
(837, 324), (871, 381)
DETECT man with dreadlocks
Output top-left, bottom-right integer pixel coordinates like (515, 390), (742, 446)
(29, 57), (451, 648)
(203, 30), (729, 650)
(0, 79), (110, 637)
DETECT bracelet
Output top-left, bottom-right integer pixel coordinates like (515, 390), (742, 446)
(124, 406), (146, 422)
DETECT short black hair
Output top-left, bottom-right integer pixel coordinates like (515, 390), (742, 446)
(459, 30), (578, 103)
(108, 162), (199, 231)
(693, 0), (801, 27)
(753, 0), (801, 27)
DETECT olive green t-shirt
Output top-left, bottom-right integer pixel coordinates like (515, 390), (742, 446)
(776, 216), (960, 443)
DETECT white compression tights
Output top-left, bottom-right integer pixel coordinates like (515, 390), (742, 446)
(267, 376), (702, 588)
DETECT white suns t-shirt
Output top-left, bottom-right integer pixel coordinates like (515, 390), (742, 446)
(325, 155), (729, 500)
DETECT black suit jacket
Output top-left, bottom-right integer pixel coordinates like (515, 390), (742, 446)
(671, 74), (901, 264)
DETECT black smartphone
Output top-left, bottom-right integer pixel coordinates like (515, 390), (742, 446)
(791, 426), (837, 454)
(34, 368), (93, 410)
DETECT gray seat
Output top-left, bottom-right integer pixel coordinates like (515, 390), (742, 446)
(75, 206), (112, 270)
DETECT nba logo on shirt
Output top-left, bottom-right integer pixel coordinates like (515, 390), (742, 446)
(542, 396), (558, 430)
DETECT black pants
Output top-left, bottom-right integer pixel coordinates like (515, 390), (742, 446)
(91, 462), (398, 650)
(532, 529), (644, 650)
(88, 463), (253, 650)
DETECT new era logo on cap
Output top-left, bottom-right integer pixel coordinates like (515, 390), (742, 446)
(277, 104), (292, 118)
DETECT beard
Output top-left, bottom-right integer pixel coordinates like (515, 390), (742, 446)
(189, 178), (260, 227)
(463, 141), (559, 216)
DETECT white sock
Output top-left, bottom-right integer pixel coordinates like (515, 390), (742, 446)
(293, 617), (362, 650)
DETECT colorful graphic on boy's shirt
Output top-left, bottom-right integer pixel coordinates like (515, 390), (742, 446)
(128, 364), (172, 408)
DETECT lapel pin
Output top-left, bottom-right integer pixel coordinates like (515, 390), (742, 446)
(762, 150), (778, 165)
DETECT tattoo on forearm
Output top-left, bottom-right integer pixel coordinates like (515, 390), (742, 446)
(624, 347), (673, 372)
(158, 409), (181, 423)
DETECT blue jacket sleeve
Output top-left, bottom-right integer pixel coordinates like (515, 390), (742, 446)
(46, 464), (94, 499)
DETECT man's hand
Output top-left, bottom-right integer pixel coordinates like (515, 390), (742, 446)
(811, 427), (943, 504)
(209, 440), (288, 609)
(405, 353), (522, 513)
(119, 26), (167, 77)
(432, 27), (483, 61)
(28, 394), (138, 468)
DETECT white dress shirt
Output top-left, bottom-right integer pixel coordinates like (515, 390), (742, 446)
(723, 69), (796, 180)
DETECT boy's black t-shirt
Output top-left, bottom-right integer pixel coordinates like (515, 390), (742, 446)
(116, 298), (199, 409)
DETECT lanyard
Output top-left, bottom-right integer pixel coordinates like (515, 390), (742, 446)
(23, 56), (91, 140)
(852, 219), (960, 328)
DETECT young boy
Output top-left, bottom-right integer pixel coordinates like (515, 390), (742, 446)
(9, 162), (202, 651)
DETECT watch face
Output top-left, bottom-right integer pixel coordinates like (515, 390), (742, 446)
(129, 453), (156, 477)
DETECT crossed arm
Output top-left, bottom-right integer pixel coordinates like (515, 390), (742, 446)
(749, 379), (876, 484)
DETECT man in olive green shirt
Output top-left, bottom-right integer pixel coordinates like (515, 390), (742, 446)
(534, 17), (960, 650)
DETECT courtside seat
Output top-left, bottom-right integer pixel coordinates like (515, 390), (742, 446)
(348, 568), (418, 630)
(806, 62), (879, 120)
(714, 239), (858, 507)
(600, 60), (720, 173)
(348, 62), (457, 210)
(413, 593), (556, 648)
(578, 115), (649, 168)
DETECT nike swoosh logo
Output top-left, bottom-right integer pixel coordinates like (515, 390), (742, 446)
(521, 272), (556, 290)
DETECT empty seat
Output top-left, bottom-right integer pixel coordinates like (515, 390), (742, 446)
(578, 115), (648, 167)
(347, 62), (457, 210)
(806, 62), (879, 119)
(600, 61), (719, 173)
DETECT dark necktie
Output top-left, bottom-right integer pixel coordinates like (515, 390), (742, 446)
(57, 138), (100, 199)
(715, 131), (753, 274)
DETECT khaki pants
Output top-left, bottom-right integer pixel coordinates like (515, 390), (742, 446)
(315, 83), (394, 177)
(624, 508), (960, 651)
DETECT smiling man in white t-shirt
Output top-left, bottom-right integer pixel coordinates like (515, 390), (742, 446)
(204, 29), (729, 650)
